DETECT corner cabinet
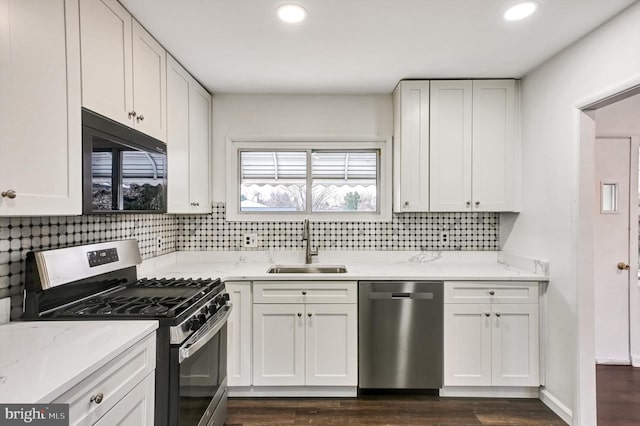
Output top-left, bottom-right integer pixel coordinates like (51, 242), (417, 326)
(80, 0), (167, 142)
(167, 55), (212, 213)
(430, 80), (517, 212)
(0, 0), (82, 216)
(251, 281), (358, 390)
(443, 282), (540, 389)
(393, 81), (430, 212)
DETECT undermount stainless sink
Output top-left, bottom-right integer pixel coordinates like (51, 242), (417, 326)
(267, 264), (348, 274)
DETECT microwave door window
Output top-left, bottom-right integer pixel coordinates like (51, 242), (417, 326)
(91, 150), (115, 211)
(121, 151), (166, 211)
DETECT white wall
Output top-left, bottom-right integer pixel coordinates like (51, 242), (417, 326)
(596, 93), (640, 137)
(501, 2), (640, 424)
(210, 94), (393, 201)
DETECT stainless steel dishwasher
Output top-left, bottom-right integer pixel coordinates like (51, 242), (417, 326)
(358, 281), (443, 390)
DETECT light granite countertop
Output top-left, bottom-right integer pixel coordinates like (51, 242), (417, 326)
(138, 250), (549, 282)
(0, 321), (158, 403)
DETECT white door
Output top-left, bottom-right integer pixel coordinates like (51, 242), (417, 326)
(79, 0), (133, 127)
(187, 81), (211, 212)
(472, 80), (516, 211)
(430, 80), (473, 212)
(226, 282), (252, 387)
(443, 303), (492, 386)
(131, 20), (167, 141)
(594, 137), (633, 364)
(252, 304), (305, 386)
(491, 304), (539, 386)
(93, 373), (154, 426)
(305, 304), (357, 386)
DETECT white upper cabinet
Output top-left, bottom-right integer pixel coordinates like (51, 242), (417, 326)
(166, 55), (211, 213)
(80, 0), (167, 142)
(0, 0), (82, 216)
(430, 80), (517, 212)
(429, 80), (473, 212)
(393, 81), (430, 212)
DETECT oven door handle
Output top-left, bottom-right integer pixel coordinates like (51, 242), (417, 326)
(178, 304), (232, 364)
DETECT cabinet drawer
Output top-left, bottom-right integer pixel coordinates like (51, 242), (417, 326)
(444, 281), (538, 304)
(54, 333), (156, 426)
(253, 281), (357, 304)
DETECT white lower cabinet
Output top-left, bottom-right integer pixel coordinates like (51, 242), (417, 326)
(443, 282), (540, 388)
(251, 281), (358, 388)
(226, 281), (253, 387)
(54, 333), (156, 426)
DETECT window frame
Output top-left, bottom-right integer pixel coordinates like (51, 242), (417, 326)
(226, 137), (392, 222)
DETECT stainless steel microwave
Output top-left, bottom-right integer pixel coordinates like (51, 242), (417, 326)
(82, 109), (167, 214)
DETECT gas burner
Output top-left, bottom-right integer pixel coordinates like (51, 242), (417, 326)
(135, 277), (218, 289)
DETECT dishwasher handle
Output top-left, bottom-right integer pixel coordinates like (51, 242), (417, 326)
(369, 292), (434, 300)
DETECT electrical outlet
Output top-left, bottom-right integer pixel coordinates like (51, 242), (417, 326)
(243, 233), (258, 248)
(440, 231), (449, 245)
(157, 235), (163, 251)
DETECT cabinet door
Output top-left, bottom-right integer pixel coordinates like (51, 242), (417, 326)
(252, 304), (305, 386)
(430, 80), (473, 212)
(226, 282), (252, 387)
(79, 0), (133, 127)
(0, 0), (81, 216)
(491, 304), (539, 387)
(443, 303), (492, 386)
(131, 19), (167, 142)
(305, 304), (357, 386)
(94, 373), (155, 426)
(166, 56), (191, 212)
(393, 81), (430, 212)
(472, 80), (516, 211)
(187, 80), (211, 212)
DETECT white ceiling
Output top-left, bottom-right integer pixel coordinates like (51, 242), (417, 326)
(120, 0), (637, 94)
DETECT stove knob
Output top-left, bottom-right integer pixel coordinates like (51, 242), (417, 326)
(201, 305), (209, 315)
(189, 318), (200, 331)
(198, 314), (207, 324)
(223, 293), (230, 301)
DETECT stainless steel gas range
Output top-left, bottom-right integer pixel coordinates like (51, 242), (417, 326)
(22, 239), (231, 426)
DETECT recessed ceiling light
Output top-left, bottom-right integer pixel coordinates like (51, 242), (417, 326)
(504, 1), (539, 21)
(276, 4), (307, 23)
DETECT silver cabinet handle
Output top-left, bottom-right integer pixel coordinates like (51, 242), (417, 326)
(1, 189), (16, 199)
(190, 202), (200, 207)
(90, 393), (104, 404)
(495, 312), (501, 317)
(128, 111), (137, 119)
(136, 114), (144, 122)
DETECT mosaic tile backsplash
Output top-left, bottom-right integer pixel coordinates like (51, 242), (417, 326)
(0, 203), (499, 319)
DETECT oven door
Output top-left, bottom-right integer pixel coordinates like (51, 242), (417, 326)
(177, 306), (231, 426)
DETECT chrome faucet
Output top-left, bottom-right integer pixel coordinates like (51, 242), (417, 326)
(302, 219), (318, 264)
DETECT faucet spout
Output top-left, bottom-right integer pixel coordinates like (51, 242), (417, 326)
(303, 219), (318, 264)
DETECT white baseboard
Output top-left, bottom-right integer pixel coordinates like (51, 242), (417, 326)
(439, 386), (539, 398)
(631, 354), (640, 367)
(595, 358), (631, 365)
(539, 388), (572, 425)
(228, 386), (357, 397)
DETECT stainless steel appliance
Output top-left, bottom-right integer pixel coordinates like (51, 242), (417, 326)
(82, 108), (167, 214)
(23, 240), (231, 426)
(358, 281), (443, 390)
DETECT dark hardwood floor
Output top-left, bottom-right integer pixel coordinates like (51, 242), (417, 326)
(227, 395), (566, 425)
(597, 365), (640, 425)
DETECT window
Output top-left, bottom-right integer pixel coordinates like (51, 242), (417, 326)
(227, 139), (391, 221)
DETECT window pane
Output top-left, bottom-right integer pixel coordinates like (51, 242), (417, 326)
(311, 151), (377, 212)
(240, 151), (306, 212)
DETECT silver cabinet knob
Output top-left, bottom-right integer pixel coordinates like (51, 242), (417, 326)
(128, 111), (137, 119)
(136, 114), (144, 122)
(404, 201), (409, 207)
(190, 202), (200, 207)
(307, 313), (312, 318)
(297, 312), (302, 317)
(475, 201), (480, 206)
(484, 312), (491, 317)
(617, 262), (630, 270)
(301, 291), (307, 295)
(489, 290), (495, 296)
(466, 201), (471, 207)
(1, 189), (16, 199)
(90, 393), (104, 404)
(495, 312), (501, 317)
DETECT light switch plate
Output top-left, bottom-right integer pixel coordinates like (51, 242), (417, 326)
(0, 297), (10, 325)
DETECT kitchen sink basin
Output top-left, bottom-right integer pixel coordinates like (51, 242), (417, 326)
(267, 265), (348, 274)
